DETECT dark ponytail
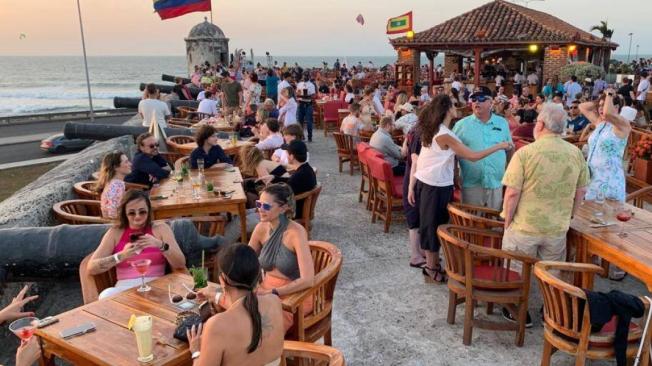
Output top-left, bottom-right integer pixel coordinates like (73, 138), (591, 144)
(218, 244), (263, 353)
(418, 94), (453, 148)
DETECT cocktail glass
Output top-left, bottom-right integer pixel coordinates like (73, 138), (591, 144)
(9, 317), (39, 342)
(130, 259), (152, 292)
(133, 315), (154, 362)
(191, 176), (202, 200)
(616, 208), (633, 238)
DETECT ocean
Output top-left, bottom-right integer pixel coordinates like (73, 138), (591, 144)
(0, 54), (648, 117)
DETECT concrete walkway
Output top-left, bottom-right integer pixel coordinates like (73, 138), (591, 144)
(0, 129), (648, 365)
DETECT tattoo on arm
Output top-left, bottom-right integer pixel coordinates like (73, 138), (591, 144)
(95, 256), (116, 272)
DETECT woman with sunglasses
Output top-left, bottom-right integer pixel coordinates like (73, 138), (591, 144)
(95, 151), (132, 219)
(124, 133), (171, 187)
(188, 244), (284, 366)
(88, 190), (186, 299)
(250, 183), (314, 331)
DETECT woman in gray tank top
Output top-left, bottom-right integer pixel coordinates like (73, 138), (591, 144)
(249, 183), (315, 331)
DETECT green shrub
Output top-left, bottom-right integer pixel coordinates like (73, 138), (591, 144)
(559, 63), (605, 81)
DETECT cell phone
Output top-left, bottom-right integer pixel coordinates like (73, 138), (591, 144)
(59, 322), (96, 339)
(37, 316), (59, 328)
(129, 233), (144, 242)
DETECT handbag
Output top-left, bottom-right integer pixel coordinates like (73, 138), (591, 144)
(173, 311), (203, 342)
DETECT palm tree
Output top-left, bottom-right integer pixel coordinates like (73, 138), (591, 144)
(590, 20), (614, 40)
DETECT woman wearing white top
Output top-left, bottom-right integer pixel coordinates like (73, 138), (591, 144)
(407, 95), (511, 283)
(278, 88), (298, 126)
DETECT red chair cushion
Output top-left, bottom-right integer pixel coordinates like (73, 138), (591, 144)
(391, 175), (403, 198)
(367, 156), (402, 198)
(590, 315), (640, 347)
(473, 264), (521, 285)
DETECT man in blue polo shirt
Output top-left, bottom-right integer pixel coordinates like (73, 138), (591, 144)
(452, 89), (513, 210)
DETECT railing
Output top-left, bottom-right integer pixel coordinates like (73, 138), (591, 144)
(0, 108), (136, 125)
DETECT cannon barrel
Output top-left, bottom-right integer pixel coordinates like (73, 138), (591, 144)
(162, 74), (191, 84)
(64, 122), (191, 141)
(113, 97), (199, 115)
(0, 221), (224, 280)
(139, 83), (201, 98)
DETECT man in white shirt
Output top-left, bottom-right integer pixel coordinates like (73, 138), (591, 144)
(564, 75), (583, 107)
(636, 71), (650, 107)
(527, 71), (539, 86)
(451, 76), (463, 92)
(255, 119), (284, 150)
(139, 83), (170, 128)
(513, 71), (524, 96)
(495, 74), (505, 87)
(277, 72), (292, 103)
(372, 85), (385, 116)
(296, 73), (316, 142)
(394, 103), (418, 134)
(197, 91), (219, 116)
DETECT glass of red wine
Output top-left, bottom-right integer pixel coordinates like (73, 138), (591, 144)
(9, 317), (39, 342)
(130, 259), (152, 292)
(616, 208), (633, 238)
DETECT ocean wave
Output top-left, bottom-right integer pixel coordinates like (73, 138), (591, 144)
(0, 88), (140, 100)
(0, 103), (116, 117)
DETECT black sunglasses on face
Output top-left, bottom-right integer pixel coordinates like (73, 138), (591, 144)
(127, 209), (148, 217)
(471, 96), (488, 103)
(147, 143), (160, 149)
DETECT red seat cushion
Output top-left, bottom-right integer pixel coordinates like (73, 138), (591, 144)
(391, 175), (403, 198)
(473, 264), (521, 285)
(590, 315), (640, 347)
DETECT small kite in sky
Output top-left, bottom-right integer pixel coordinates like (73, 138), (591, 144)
(19, 33), (26, 40)
(356, 14), (364, 26)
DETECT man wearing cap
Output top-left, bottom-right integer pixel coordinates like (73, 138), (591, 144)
(452, 89), (513, 210)
(394, 103), (418, 134)
(286, 140), (317, 217)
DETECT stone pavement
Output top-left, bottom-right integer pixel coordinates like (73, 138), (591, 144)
(0, 129), (649, 365)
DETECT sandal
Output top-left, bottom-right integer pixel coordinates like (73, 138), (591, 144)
(410, 261), (426, 269)
(422, 265), (447, 284)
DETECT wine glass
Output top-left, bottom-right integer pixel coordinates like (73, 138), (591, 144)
(616, 207), (633, 238)
(9, 317), (39, 342)
(197, 158), (205, 174)
(130, 259), (152, 292)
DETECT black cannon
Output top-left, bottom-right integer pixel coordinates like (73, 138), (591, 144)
(162, 74), (191, 84)
(139, 83), (201, 99)
(64, 122), (191, 141)
(113, 97), (199, 115)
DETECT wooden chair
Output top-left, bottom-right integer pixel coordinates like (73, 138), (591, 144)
(356, 142), (371, 204)
(283, 241), (342, 345)
(367, 155), (403, 233)
(281, 341), (345, 366)
(185, 216), (226, 283)
(53, 200), (111, 225)
(359, 146), (384, 211)
(323, 100), (347, 137)
(294, 185), (322, 239)
(160, 152), (185, 169)
(626, 186), (652, 209)
(437, 225), (537, 346)
(358, 129), (373, 143)
(176, 106), (197, 119)
(166, 135), (195, 154)
(73, 181), (100, 200)
(534, 261), (651, 366)
(175, 156), (190, 171)
(447, 202), (504, 231)
(168, 118), (194, 128)
(332, 133), (353, 175)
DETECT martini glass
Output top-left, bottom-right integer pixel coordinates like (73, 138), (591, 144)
(9, 317), (39, 342)
(616, 208), (633, 238)
(131, 259), (152, 292)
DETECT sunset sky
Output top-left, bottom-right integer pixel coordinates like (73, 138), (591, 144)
(1, 0), (650, 57)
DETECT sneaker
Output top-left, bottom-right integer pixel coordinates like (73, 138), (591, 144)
(502, 307), (533, 328)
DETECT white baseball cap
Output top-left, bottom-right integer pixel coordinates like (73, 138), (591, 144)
(399, 103), (415, 113)
(620, 106), (638, 122)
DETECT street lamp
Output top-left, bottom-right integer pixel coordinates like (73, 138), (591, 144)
(626, 32), (633, 64)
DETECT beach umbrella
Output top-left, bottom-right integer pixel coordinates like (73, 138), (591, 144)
(356, 14), (365, 26)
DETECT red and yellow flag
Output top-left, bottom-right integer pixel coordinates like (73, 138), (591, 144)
(386, 11), (412, 34)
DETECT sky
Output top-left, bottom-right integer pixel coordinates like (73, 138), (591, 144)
(0, 0), (650, 57)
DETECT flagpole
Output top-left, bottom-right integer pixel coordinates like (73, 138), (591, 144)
(210, 0), (213, 23)
(76, 0), (94, 122)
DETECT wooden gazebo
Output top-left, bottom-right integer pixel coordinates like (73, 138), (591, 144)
(389, 0), (618, 95)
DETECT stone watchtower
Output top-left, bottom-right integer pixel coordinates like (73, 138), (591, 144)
(184, 17), (229, 76)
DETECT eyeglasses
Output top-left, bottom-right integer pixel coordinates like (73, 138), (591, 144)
(570, 106), (579, 109)
(126, 209), (148, 217)
(255, 200), (273, 211)
(471, 95), (488, 103)
(147, 143), (160, 149)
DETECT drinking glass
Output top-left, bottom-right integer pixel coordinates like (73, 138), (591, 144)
(197, 158), (205, 174)
(133, 315), (154, 362)
(191, 176), (202, 200)
(594, 189), (606, 219)
(616, 207), (633, 238)
(231, 132), (238, 146)
(130, 259), (152, 292)
(9, 317), (39, 342)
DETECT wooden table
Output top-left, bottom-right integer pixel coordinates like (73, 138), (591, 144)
(569, 200), (652, 291)
(36, 273), (219, 366)
(175, 139), (252, 156)
(191, 118), (236, 132)
(150, 167), (248, 242)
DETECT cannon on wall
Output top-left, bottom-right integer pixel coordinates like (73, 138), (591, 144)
(64, 122), (191, 141)
(113, 97), (199, 114)
(162, 74), (191, 84)
(139, 83), (200, 99)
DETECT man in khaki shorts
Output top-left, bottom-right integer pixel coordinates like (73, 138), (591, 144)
(501, 103), (589, 326)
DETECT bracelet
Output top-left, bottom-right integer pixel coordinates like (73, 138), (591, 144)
(191, 351), (201, 360)
(271, 288), (280, 297)
(113, 253), (121, 264)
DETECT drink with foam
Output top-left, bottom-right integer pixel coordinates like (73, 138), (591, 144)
(133, 315), (154, 362)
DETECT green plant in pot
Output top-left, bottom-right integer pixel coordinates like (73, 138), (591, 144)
(189, 267), (208, 290)
(181, 164), (189, 178)
(206, 182), (214, 192)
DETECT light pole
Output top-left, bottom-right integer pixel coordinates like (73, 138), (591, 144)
(76, 0), (94, 122)
(626, 32), (633, 64)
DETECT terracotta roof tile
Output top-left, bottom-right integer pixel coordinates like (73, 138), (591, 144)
(391, 0), (617, 49)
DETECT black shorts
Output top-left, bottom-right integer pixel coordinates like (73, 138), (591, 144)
(402, 172), (419, 229)
(417, 181), (453, 252)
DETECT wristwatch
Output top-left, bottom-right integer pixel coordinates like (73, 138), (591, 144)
(159, 242), (170, 252)
(113, 253), (121, 263)
(191, 351), (201, 360)
(271, 288), (280, 297)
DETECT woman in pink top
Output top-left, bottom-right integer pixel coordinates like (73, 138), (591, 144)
(96, 151), (132, 219)
(88, 190), (186, 299)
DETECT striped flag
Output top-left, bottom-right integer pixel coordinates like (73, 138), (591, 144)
(356, 14), (365, 26)
(386, 11), (412, 34)
(153, 0), (211, 20)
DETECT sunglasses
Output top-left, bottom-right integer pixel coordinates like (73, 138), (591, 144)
(255, 200), (274, 211)
(146, 143), (160, 149)
(570, 106), (579, 109)
(471, 96), (489, 103)
(126, 209), (148, 217)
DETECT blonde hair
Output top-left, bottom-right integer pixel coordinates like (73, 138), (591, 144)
(239, 145), (264, 177)
(395, 92), (408, 108)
